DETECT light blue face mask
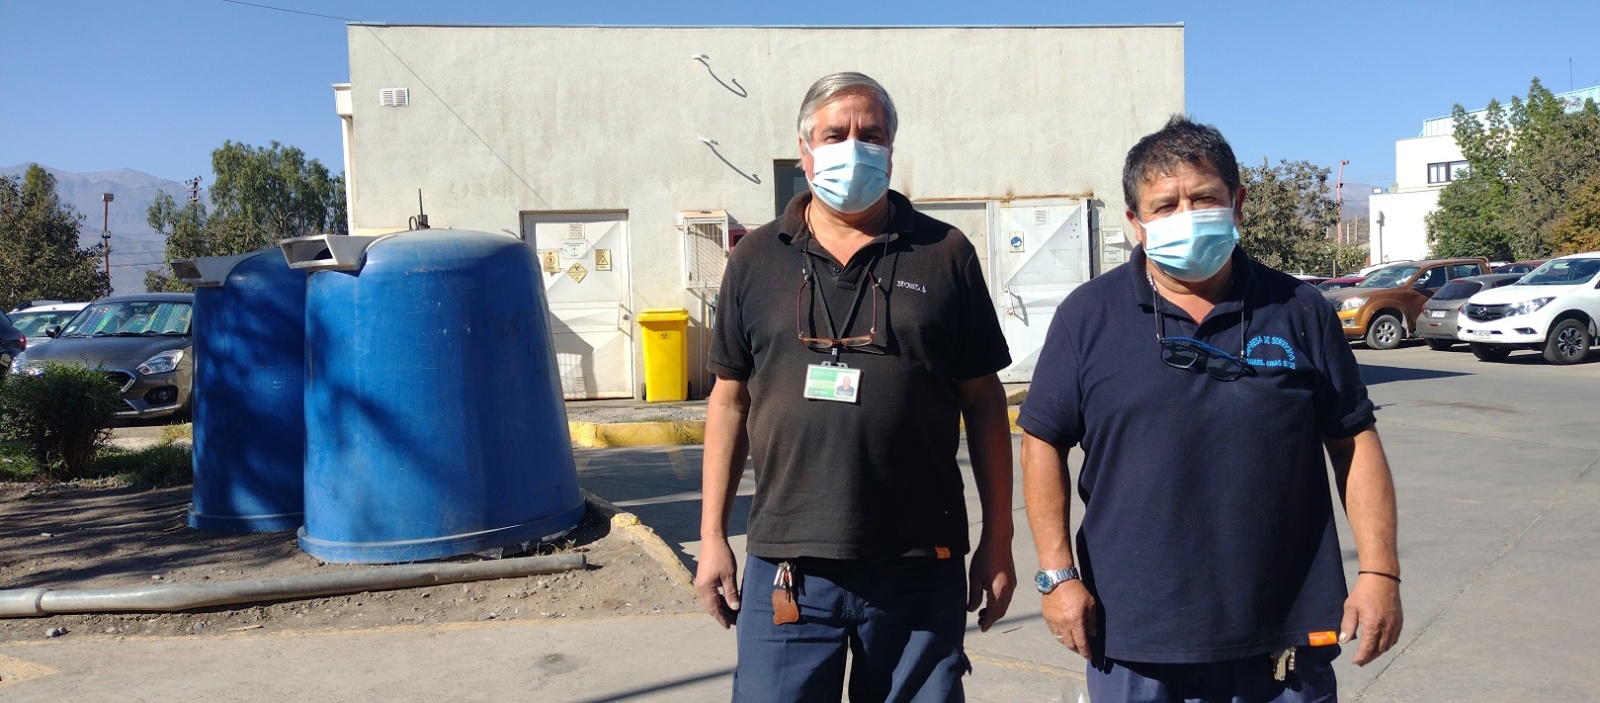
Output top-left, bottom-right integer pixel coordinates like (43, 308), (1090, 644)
(805, 139), (891, 215)
(1140, 207), (1240, 282)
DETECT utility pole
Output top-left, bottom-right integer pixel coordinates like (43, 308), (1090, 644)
(101, 192), (114, 297)
(186, 176), (202, 203)
(1334, 160), (1348, 278)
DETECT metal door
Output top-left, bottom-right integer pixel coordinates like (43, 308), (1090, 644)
(523, 212), (634, 399)
(989, 200), (1090, 382)
(915, 201), (993, 280)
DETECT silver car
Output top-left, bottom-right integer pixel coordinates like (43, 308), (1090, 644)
(1418, 273), (1524, 350)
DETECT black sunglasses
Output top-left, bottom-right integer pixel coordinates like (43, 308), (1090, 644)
(1150, 273), (1250, 382)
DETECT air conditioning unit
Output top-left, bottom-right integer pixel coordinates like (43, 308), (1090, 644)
(680, 210), (730, 291)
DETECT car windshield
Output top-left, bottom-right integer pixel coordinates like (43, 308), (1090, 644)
(1519, 258), (1600, 286)
(1355, 266), (1419, 289)
(1434, 281), (1482, 300)
(59, 301), (192, 337)
(10, 310), (82, 336)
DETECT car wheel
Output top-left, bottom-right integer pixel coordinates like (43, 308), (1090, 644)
(1470, 342), (1511, 362)
(1365, 314), (1403, 350)
(1542, 319), (1592, 365)
(1424, 338), (1454, 351)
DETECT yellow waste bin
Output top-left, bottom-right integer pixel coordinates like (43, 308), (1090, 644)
(637, 308), (690, 402)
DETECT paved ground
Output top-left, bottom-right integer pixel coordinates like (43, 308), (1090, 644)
(3, 342), (1598, 701)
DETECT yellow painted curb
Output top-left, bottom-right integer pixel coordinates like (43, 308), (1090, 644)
(582, 490), (697, 596)
(569, 420), (706, 448)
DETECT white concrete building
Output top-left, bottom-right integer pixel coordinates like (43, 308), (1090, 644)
(336, 24), (1184, 399)
(1369, 85), (1600, 266)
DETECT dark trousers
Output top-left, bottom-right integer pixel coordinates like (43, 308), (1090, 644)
(1086, 646), (1340, 703)
(733, 556), (969, 703)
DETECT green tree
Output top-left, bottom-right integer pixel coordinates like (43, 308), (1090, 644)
(1429, 78), (1600, 259)
(1239, 159), (1361, 276)
(0, 165), (110, 309)
(145, 141), (347, 290)
(1548, 174), (1600, 255)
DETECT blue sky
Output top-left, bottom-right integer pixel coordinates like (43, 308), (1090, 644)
(3, 0), (1597, 195)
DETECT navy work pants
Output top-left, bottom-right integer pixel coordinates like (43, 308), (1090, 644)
(733, 555), (969, 703)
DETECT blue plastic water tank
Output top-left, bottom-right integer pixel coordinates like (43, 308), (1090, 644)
(297, 229), (583, 564)
(187, 249), (307, 533)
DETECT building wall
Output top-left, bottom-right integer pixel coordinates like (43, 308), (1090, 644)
(1393, 135), (1464, 192)
(343, 25), (1184, 395)
(1368, 188), (1440, 264)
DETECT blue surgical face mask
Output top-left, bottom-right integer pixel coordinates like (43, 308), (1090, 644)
(1139, 207), (1240, 282)
(805, 139), (891, 214)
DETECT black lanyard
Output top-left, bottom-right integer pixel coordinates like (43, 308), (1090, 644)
(802, 240), (885, 348)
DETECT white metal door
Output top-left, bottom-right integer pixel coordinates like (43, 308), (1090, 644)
(990, 200), (1090, 382)
(915, 201), (993, 279)
(524, 212), (633, 400)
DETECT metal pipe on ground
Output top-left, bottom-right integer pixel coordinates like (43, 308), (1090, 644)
(0, 553), (586, 618)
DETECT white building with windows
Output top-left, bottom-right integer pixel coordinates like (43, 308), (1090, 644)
(334, 24), (1184, 399)
(1369, 85), (1600, 266)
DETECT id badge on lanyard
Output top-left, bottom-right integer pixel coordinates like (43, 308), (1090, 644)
(803, 360), (862, 404)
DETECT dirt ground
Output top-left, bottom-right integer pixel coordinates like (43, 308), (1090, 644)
(0, 482), (697, 643)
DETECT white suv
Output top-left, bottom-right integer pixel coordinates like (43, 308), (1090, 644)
(1456, 253), (1600, 364)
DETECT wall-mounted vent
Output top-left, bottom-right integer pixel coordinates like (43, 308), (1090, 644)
(681, 211), (730, 291)
(378, 88), (410, 107)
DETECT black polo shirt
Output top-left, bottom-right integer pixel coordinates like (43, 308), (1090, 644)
(1017, 245), (1375, 664)
(708, 190), (1011, 560)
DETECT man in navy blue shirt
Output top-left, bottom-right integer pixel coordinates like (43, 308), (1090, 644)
(1018, 116), (1403, 702)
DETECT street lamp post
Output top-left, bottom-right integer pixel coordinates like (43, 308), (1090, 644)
(1334, 160), (1348, 278)
(101, 193), (114, 297)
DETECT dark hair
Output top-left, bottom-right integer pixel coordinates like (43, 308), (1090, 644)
(1122, 115), (1240, 217)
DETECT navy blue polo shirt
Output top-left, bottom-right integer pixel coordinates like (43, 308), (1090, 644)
(1017, 245), (1375, 664)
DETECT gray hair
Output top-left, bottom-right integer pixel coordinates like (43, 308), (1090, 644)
(796, 72), (899, 144)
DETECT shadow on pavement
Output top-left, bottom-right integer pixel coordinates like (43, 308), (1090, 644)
(567, 666), (734, 702)
(1359, 364), (1471, 385)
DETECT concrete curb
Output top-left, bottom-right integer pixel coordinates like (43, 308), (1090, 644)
(582, 490), (697, 597)
(568, 421), (705, 448)
(569, 410), (1022, 449)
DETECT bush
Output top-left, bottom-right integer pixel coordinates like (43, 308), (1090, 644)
(0, 363), (121, 480)
(93, 441), (193, 490)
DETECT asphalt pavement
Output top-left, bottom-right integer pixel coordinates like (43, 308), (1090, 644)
(4, 342), (1598, 701)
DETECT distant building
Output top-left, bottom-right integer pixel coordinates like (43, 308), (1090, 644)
(335, 24), (1184, 398)
(1368, 85), (1600, 266)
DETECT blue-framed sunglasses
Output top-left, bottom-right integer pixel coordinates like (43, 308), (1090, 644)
(1150, 275), (1251, 382)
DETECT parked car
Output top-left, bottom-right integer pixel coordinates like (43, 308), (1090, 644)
(1323, 258), (1492, 349)
(1317, 276), (1366, 293)
(1417, 273), (1524, 350)
(8, 301), (88, 348)
(0, 310), (24, 377)
(10, 293), (194, 419)
(1493, 260), (1547, 274)
(1290, 274), (1330, 287)
(1359, 260), (1411, 277)
(1456, 253), (1600, 364)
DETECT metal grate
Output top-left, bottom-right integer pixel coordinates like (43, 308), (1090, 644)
(379, 88), (410, 107)
(682, 213), (729, 291)
(1465, 304), (1512, 323)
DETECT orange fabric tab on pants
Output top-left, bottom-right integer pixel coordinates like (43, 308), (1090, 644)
(934, 547), (952, 559)
(1308, 631), (1338, 646)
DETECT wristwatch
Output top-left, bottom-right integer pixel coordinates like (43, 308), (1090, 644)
(1035, 566), (1081, 594)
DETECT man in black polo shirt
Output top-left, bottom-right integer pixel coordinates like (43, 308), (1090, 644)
(1019, 117), (1403, 702)
(695, 72), (1017, 702)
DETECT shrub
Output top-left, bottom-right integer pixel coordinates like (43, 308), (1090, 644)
(93, 441), (193, 490)
(0, 363), (121, 480)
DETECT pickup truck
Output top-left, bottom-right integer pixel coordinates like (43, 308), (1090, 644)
(1456, 253), (1600, 364)
(1323, 258), (1491, 349)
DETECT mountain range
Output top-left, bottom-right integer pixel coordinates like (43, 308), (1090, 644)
(1, 163), (204, 296)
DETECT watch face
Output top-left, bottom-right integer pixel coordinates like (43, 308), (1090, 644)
(1035, 571), (1054, 593)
